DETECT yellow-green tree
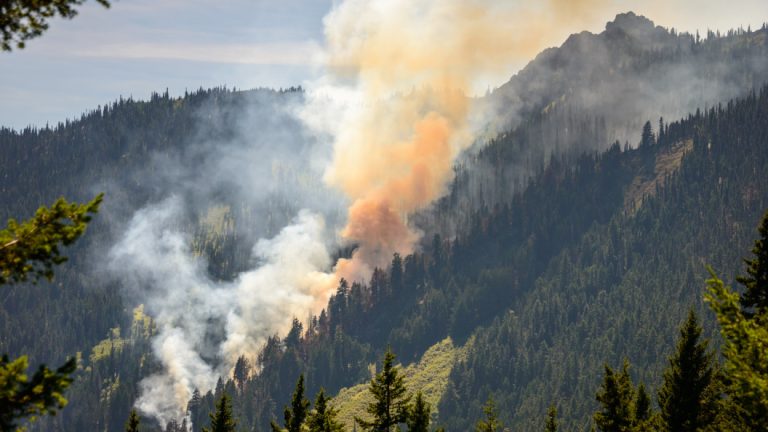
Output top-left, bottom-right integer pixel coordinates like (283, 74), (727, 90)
(0, 195), (102, 430)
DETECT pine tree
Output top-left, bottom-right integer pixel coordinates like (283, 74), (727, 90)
(0, 196), (101, 430)
(657, 310), (717, 432)
(633, 384), (651, 429)
(706, 269), (768, 430)
(233, 356), (250, 391)
(272, 374), (310, 432)
(640, 121), (654, 147)
(203, 393), (236, 432)
(1, 0), (111, 51)
(355, 348), (411, 432)
(406, 392), (430, 432)
(738, 210), (768, 315)
(594, 360), (634, 432)
(475, 397), (502, 432)
(125, 409), (140, 432)
(307, 388), (344, 432)
(544, 405), (558, 432)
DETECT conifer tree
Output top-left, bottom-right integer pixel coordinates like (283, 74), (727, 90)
(307, 388), (344, 432)
(0, 195), (101, 430)
(633, 384), (653, 431)
(125, 409), (140, 432)
(544, 405), (558, 432)
(475, 397), (502, 432)
(203, 393), (236, 432)
(706, 269), (768, 430)
(594, 360), (634, 432)
(272, 374), (310, 432)
(657, 309), (717, 432)
(355, 348), (411, 432)
(738, 210), (768, 316)
(406, 392), (430, 432)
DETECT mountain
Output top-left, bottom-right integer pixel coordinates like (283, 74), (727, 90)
(1, 13), (767, 432)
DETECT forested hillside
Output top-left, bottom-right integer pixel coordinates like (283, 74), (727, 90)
(1, 13), (767, 432)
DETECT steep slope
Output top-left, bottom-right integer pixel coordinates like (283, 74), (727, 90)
(445, 12), (768, 219)
(2, 14), (767, 432)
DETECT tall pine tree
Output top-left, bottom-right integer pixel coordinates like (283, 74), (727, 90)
(657, 309), (718, 432)
(475, 397), (502, 432)
(738, 210), (768, 315)
(125, 409), (140, 432)
(307, 388), (344, 432)
(594, 360), (635, 432)
(355, 348), (411, 432)
(203, 393), (236, 432)
(406, 392), (431, 432)
(544, 405), (558, 432)
(272, 374), (310, 432)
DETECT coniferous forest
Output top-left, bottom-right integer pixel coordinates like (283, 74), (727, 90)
(2, 7), (768, 432)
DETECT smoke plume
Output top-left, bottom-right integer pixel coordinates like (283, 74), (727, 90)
(311, 0), (609, 281)
(107, 0), (625, 426)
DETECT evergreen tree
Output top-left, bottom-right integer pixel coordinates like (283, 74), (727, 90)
(0, 195), (101, 430)
(633, 384), (652, 430)
(657, 309), (717, 432)
(307, 388), (344, 432)
(594, 360), (634, 432)
(233, 356), (250, 391)
(738, 210), (768, 315)
(1, 0), (111, 51)
(706, 269), (768, 430)
(272, 374), (310, 432)
(544, 405), (558, 432)
(125, 409), (140, 432)
(390, 253), (404, 294)
(640, 121), (654, 147)
(475, 397), (502, 432)
(355, 349), (411, 432)
(0, 194), (102, 284)
(203, 393), (236, 432)
(406, 392), (430, 432)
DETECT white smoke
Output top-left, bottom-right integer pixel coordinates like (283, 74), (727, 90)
(109, 196), (336, 426)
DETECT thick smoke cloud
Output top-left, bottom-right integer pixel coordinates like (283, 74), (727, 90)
(305, 0), (612, 282)
(103, 90), (346, 427)
(103, 0), (763, 427)
(109, 202), (334, 425)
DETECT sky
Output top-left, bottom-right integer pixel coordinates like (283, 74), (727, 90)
(0, 0), (766, 130)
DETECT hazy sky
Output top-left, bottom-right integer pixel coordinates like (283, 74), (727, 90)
(0, 0), (765, 129)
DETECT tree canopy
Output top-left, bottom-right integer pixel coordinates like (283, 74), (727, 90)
(355, 348), (411, 432)
(0, 194), (102, 284)
(1, 0), (110, 51)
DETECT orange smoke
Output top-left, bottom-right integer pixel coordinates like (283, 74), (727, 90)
(319, 0), (610, 282)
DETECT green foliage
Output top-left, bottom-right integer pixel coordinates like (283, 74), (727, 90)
(594, 360), (636, 432)
(0, 195), (100, 430)
(125, 409), (140, 432)
(406, 392), (430, 432)
(1, 0), (110, 51)
(355, 349), (411, 432)
(475, 397), (502, 432)
(657, 309), (718, 432)
(0, 194), (102, 285)
(0, 355), (76, 431)
(738, 210), (768, 316)
(545, 405), (558, 432)
(705, 269), (768, 430)
(272, 375), (310, 432)
(307, 388), (344, 432)
(333, 338), (459, 429)
(203, 393), (237, 432)
(633, 384), (652, 431)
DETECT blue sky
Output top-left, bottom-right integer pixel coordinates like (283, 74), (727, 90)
(1, 0), (765, 129)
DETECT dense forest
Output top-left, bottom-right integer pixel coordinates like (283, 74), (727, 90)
(2, 12), (768, 432)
